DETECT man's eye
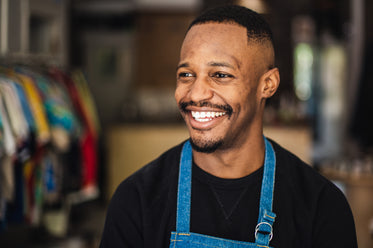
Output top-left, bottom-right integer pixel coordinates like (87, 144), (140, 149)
(178, 72), (194, 78)
(212, 72), (233, 78)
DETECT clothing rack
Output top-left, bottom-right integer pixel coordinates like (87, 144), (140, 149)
(0, 63), (100, 236)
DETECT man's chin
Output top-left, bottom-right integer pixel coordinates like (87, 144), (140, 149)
(189, 138), (223, 154)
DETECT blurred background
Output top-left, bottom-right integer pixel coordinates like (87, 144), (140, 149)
(0, 0), (372, 247)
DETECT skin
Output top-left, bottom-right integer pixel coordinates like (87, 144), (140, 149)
(175, 22), (280, 179)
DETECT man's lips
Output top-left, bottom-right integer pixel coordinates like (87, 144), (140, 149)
(179, 101), (232, 128)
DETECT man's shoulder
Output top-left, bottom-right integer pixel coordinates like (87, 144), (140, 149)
(270, 139), (341, 194)
(270, 138), (349, 209)
(269, 139), (357, 247)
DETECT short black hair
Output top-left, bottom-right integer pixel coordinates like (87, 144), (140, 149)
(189, 5), (273, 44)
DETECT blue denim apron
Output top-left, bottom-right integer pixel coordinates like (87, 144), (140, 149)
(169, 138), (276, 248)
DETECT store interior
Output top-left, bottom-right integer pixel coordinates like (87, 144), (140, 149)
(0, 0), (372, 247)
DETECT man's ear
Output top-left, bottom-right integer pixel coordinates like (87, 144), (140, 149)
(260, 67), (280, 99)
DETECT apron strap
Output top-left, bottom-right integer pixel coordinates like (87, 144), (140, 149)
(255, 137), (277, 246)
(175, 137), (277, 247)
(175, 140), (193, 233)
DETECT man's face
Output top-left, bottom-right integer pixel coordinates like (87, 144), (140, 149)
(175, 23), (269, 153)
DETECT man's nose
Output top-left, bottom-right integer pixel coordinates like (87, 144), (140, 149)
(187, 76), (214, 102)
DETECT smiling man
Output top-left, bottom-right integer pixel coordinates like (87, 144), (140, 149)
(100, 5), (357, 248)
(175, 19), (278, 179)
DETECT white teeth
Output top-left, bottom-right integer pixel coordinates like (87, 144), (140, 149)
(191, 111), (226, 122)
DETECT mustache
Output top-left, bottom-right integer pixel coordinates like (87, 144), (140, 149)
(179, 101), (233, 116)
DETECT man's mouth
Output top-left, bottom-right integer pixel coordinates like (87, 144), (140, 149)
(180, 101), (233, 117)
(191, 111), (226, 122)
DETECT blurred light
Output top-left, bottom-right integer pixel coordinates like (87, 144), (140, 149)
(236, 0), (268, 13)
(294, 43), (314, 101)
(136, 0), (202, 11)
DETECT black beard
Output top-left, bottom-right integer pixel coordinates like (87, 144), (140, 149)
(179, 100), (232, 153)
(189, 138), (223, 153)
(179, 100), (233, 118)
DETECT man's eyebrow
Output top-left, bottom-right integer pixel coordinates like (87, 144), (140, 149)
(208, 61), (236, 69)
(176, 61), (237, 70)
(177, 63), (189, 70)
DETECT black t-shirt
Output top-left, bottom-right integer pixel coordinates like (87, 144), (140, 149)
(100, 140), (357, 248)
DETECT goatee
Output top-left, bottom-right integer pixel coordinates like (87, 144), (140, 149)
(189, 138), (223, 153)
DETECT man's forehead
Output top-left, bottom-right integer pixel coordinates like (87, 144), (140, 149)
(180, 22), (275, 72)
(181, 22), (249, 52)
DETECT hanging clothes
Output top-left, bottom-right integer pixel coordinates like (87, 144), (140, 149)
(16, 73), (51, 146)
(0, 77), (29, 143)
(0, 64), (100, 234)
(49, 68), (100, 190)
(0, 83), (17, 204)
(15, 67), (81, 152)
(71, 70), (100, 138)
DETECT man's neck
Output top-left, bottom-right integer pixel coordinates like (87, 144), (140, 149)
(192, 133), (265, 179)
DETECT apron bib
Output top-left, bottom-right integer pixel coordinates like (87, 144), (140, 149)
(169, 137), (276, 248)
